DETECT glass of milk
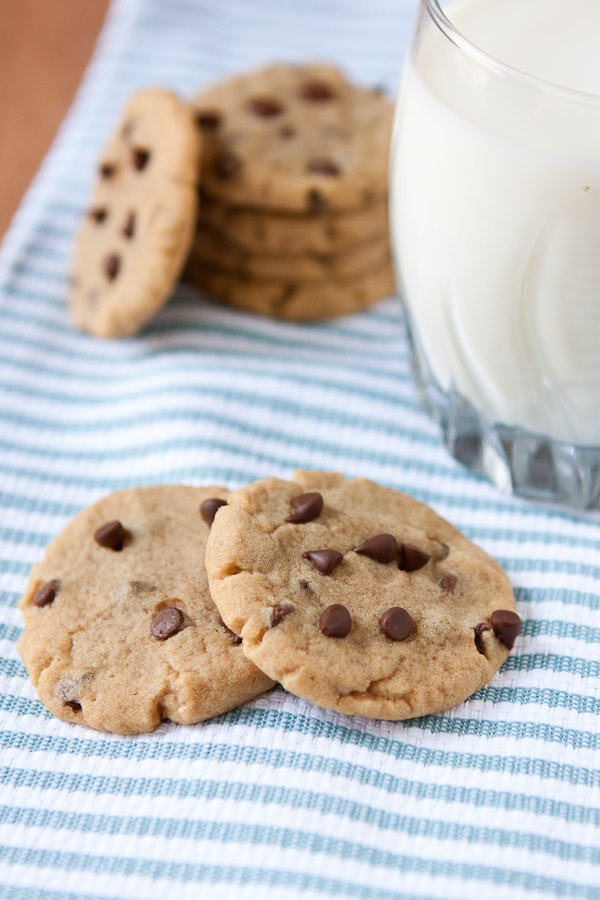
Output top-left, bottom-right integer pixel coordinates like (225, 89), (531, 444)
(391, 0), (600, 508)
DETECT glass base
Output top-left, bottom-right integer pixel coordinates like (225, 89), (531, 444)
(409, 330), (600, 510)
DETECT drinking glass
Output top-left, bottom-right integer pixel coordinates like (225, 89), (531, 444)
(390, 0), (600, 508)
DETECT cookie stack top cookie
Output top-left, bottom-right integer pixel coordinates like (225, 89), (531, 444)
(194, 63), (393, 212)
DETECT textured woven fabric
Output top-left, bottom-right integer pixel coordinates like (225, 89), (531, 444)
(1, 1), (600, 898)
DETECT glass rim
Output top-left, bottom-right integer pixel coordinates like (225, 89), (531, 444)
(424, 0), (600, 107)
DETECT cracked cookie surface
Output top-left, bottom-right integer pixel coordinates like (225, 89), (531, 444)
(18, 486), (274, 734)
(69, 89), (201, 338)
(205, 471), (519, 720)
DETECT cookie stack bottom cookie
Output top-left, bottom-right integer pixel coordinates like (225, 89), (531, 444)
(186, 257), (396, 320)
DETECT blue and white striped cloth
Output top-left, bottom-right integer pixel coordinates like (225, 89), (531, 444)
(1, 1), (600, 897)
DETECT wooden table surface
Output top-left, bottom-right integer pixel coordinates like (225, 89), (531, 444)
(0, 0), (109, 238)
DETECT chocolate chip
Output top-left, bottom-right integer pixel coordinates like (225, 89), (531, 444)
(298, 579), (310, 591)
(94, 520), (125, 551)
(303, 549), (343, 575)
(354, 534), (397, 564)
(218, 614), (242, 645)
(214, 151), (243, 179)
(286, 492), (323, 524)
(379, 607), (413, 641)
(132, 148), (150, 171)
(61, 673), (92, 708)
(99, 162), (116, 178)
(307, 189), (329, 212)
(271, 604), (294, 627)
(197, 110), (221, 129)
(32, 579), (59, 608)
(279, 125), (296, 139)
(200, 497), (227, 527)
(307, 159), (341, 176)
(398, 544), (431, 572)
(474, 622), (491, 654)
(89, 208), (107, 223)
(122, 212), (135, 239)
(440, 574), (457, 593)
(319, 604), (351, 637)
(152, 607), (184, 640)
(249, 97), (283, 117)
(300, 81), (335, 101)
(490, 610), (522, 649)
(104, 254), (120, 281)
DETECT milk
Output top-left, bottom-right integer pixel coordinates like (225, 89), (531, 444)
(391, 0), (600, 445)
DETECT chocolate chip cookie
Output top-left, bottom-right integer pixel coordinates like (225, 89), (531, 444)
(188, 222), (391, 282)
(69, 89), (201, 338)
(205, 471), (520, 720)
(18, 486), (274, 734)
(186, 259), (396, 320)
(197, 192), (388, 255)
(194, 63), (393, 212)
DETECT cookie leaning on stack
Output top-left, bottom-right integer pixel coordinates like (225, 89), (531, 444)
(188, 63), (395, 319)
(69, 89), (201, 338)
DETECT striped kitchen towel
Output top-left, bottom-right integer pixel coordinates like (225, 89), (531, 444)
(1, 1), (600, 898)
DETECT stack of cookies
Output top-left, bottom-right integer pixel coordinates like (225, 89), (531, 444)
(18, 472), (521, 734)
(187, 63), (395, 320)
(68, 63), (395, 337)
